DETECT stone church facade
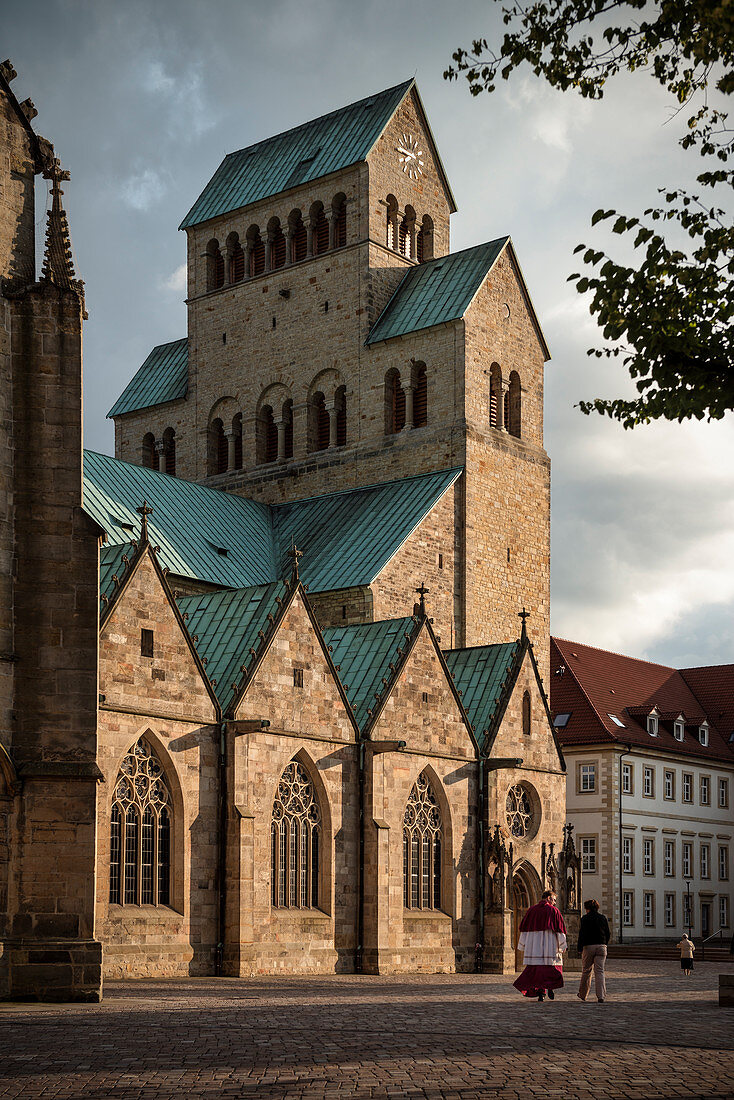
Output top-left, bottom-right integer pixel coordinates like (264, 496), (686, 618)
(1, 68), (579, 1001)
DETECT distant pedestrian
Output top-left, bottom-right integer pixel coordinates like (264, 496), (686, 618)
(513, 889), (567, 1003)
(677, 933), (695, 976)
(576, 898), (611, 1003)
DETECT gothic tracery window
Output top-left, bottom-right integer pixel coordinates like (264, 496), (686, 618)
(271, 761), (321, 909)
(506, 783), (533, 839)
(110, 739), (171, 907)
(403, 772), (442, 910)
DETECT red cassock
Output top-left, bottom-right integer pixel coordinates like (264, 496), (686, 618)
(513, 899), (567, 997)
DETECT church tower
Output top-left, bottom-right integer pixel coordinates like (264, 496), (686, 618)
(0, 62), (102, 1001)
(110, 80), (551, 674)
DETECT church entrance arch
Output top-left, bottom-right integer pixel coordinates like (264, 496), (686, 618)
(512, 861), (542, 970)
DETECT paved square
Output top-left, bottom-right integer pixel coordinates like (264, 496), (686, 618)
(1, 959), (732, 1098)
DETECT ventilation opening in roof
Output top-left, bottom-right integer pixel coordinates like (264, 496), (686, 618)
(205, 539), (229, 556)
(284, 149), (322, 190)
(109, 514), (135, 532)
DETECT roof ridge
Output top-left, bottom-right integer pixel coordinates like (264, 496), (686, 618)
(552, 635), (676, 675)
(443, 639), (517, 656)
(222, 79), (414, 163)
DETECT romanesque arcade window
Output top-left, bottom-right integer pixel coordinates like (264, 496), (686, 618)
(109, 739), (171, 907)
(403, 772), (442, 910)
(270, 760), (321, 909)
(142, 432), (156, 469)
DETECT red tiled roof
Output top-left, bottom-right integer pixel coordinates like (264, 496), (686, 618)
(680, 663), (734, 746)
(550, 638), (734, 763)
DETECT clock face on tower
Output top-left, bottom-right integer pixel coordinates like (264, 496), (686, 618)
(396, 133), (424, 180)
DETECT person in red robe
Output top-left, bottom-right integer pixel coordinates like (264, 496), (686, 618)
(513, 889), (567, 1002)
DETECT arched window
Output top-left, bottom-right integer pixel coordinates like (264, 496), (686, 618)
(489, 363), (502, 429)
(248, 226), (265, 277)
(332, 194), (346, 248)
(508, 371), (522, 438)
(335, 385), (346, 447)
(258, 405), (278, 464)
(206, 239), (224, 291)
(229, 234), (245, 283)
(385, 369), (405, 435)
(417, 214), (433, 263)
(400, 205), (416, 260)
(522, 690), (531, 736)
(232, 413), (243, 470)
(403, 772), (442, 910)
(312, 204), (329, 255)
(163, 427), (176, 476)
(269, 218), (286, 270)
(309, 391), (330, 452)
(208, 418), (228, 475)
(503, 389), (510, 433)
(290, 210), (307, 263)
(282, 399), (294, 459)
(142, 432), (156, 469)
(412, 363), (427, 428)
(110, 738), (172, 907)
(386, 195), (398, 251)
(271, 760), (321, 909)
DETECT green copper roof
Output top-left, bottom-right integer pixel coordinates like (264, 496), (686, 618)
(83, 450), (275, 588)
(272, 467), (462, 590)
(443, 642), (518, 749)
(179, 80), (413, 230)
(84, 451), (461, 595)
(99, 541), (137, 612)
(177, 583), (284, 713)
(107, 338), (188, 418)
(366, 239), (509, 345)
(323, 617), (418, 731)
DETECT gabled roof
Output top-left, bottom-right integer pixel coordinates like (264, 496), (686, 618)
(83, 451), (461, 595)
(108, 338), (188, 419)
(84, 450), (275, 588)
(99, 540), (138, 613)
(680, 663), (734, 747)
(443, 642), (518, 751)
(366, 239), (508, 345)
(272, 467), (462, 589)
(180, 80), (417, 230)
(551, 637), (734, 762)
(177, 582), (284, 714)
(323, 617), (418, 732)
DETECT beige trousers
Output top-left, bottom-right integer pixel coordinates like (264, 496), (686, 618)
(578, 944), (607, 1001)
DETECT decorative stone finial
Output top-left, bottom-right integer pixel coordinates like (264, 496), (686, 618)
(40, 157), (80, 294)
(415, 581), (429, 616)
(518, 606), (529, 641)
(136, 500), (153, 542)
(289, 543), (303, 580)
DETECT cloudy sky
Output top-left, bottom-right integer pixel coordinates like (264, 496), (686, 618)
(7, 0), (733, 668)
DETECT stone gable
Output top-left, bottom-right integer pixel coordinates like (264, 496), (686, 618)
(99, 549), (217, 722)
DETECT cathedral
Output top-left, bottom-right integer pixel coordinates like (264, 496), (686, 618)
(0, 65), (579, 1002)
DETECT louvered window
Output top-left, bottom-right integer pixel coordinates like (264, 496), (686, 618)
(333, 202), (346, 247)
(390, 374), (405, 433)
(262, 407), (278, 464)
(283, 400), (294, 459)
(398, 218), (409, 257)
(313, 394), (330, 451)
(216, 422), (228, 473)
(313, 211), (329, 255)
(416, 229), (424, 263)
(292, 221), (307, 262)
(164, 431), (176, 476)
(233, 416), (242, 469)
(142, 433), (156, 469)
(336, 399), (346, 446)
(231, 244), (245, 282)
(110, 739), (172, 907)
(250, 238), (265, 276)
(270, 230), (286, 270)
(214, 249), (225, 289)
(413, 366), (427, 428)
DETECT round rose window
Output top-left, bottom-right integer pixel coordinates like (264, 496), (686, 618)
(506, 783), (534, 839)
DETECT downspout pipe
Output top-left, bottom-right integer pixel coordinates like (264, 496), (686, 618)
(356, 739), (365, 973)
(216, 719), (227, 976)
(618, 743), (632, 945)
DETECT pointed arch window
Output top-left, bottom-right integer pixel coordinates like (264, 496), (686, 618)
(110, 738), (171, 907)
(403, 772), (443, 910)
(271, 760), (321, 909)
(522, 690), (531, 736)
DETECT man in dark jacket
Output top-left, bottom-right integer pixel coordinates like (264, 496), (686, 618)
(576, 899), (611, 1002)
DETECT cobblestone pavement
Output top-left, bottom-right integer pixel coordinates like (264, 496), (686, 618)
(1, 959), (732, 1099)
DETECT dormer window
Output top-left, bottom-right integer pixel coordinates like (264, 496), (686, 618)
(674, 719), (685, 742)
(647, 713), (658, 737)
(699, 722), (709, 747)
